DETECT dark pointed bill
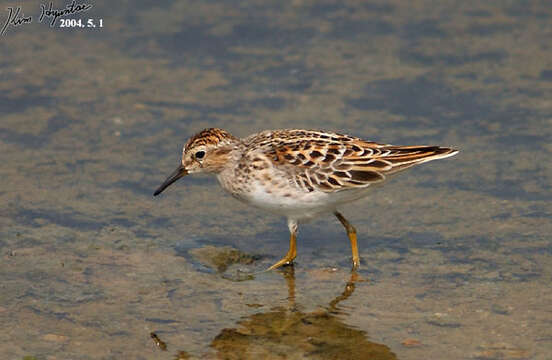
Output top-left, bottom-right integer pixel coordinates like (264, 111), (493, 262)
(153, 165), (188, 196)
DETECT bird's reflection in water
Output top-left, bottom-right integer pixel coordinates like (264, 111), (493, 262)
(210, 267), (397, 360)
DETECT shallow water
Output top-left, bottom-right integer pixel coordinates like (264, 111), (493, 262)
(1, 1), (551, 359)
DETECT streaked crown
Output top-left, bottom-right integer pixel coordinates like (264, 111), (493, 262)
(180, 128), (239, 174)
(185, 128), (238, 150)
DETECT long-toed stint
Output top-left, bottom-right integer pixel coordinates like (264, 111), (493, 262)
(154, 128), (458, 270)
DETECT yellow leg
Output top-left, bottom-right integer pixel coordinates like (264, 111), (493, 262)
(334, 211), (360, 270)
(268, 219), (298, 270)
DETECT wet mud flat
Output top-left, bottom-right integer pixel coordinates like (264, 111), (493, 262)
(1, 0), (552, 359)
(1, 238), (550, 359)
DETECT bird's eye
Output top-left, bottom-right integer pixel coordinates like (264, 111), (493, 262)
(195, 150), (205, 159)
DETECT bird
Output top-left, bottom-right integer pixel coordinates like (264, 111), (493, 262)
(153, 128), (458, 271)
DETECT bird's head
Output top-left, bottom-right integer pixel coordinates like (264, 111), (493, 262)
(153, 128), (238, 196)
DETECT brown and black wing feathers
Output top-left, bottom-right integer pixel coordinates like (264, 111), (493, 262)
(252, 129), (458, 193)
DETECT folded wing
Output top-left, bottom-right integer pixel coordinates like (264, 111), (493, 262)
(260, 130), (458, 193)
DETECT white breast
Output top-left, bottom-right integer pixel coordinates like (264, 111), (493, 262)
(220, 176), (369, 221)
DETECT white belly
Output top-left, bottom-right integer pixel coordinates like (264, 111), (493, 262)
(224, 178), (370, 221)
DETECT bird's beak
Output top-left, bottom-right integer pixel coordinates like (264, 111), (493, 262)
(153, 165), (188, 196)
